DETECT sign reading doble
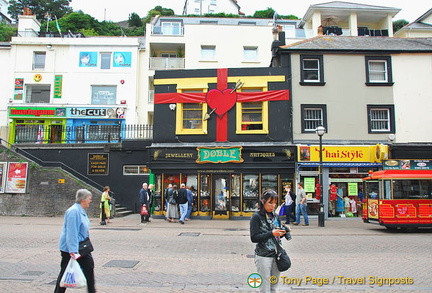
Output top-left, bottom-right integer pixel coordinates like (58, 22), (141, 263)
(196, 147), (243, 164)
(88, 153), (109, 175)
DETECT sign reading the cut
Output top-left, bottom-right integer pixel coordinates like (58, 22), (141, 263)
(196, 146), (243, 164)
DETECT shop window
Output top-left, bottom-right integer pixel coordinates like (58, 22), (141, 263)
(91, 86), (117, 105)
(201, 45), (216, 61)
(300, 55), (325, 85)
(33, 52), (46, 70)
(367, 105), (395, 133)
(243, 174), (259, 212)
(26, 84), (50, 103)
(243, 46), (258, 62)
(123, 165), (150, 175)
(175, 102), (208, 135)
(200, 174), (211, 212)
(301, 104), (327, 133)
(236, 101), (268, 134)
(231, 174), (241, 212)
(365, 56), (393, 86)
(100, 52), (111, 69)
(261, 174), (278, 193)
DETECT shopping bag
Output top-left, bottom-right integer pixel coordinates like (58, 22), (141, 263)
(60, 258), (87, 288)
(140, 204), (149, 216)
(278, 205), (285, 216)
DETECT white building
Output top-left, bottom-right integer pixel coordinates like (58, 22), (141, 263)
(182, 0), (242, 16)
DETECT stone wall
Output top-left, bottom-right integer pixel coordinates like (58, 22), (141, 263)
(0, 145), (101, 217)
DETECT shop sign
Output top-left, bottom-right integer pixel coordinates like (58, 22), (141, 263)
(303, 177), (315, 193)
(383, 159), (432, 170)
(9, 107), (60, 117)
(88, 153), (109, 175)
(298, 145), (387, 162)
(196, 146), (243, 164)
(54, 75), (63, 99)
(5, 162), (28, 193)
(348, 183), (358, 195)
(14, 78), (24, 100)
(67, 107), (126, 119)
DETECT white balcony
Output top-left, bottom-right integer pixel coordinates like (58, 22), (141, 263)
(148, 90), (154, 104)
(149, 57), (185, 70)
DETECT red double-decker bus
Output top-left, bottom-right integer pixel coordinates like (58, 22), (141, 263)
(363, 167), (432, 230)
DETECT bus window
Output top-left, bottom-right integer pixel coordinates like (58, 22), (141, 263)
(365, 180), (379, 199)
(384, 180), (391, 199)
(393, 179), (432, 199)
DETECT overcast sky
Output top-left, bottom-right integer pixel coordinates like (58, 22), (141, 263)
(69, 0), (430, 23)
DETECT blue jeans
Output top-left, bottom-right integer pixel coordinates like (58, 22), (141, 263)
(179, 203), (188, 222)
(186, 205), (193, 219)
(295, 204), (309, 225)
(284, 204), (295, 223)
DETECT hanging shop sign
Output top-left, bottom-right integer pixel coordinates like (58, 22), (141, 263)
(383, 159), (432, 170)
(298, 145), (388, 163)
(5, 162), (28, 193)
(54, 75), (63, 99)
(196, 146), (243, 164)
(14, 78), (24, 100)
(88, 153), (109, 175)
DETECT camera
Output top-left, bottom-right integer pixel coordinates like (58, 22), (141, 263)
(279, 225), (292, 241)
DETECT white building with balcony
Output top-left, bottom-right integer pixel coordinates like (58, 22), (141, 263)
(182, 0), (242, 16)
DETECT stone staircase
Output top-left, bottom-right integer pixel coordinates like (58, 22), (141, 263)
(112, 203), (134, 218)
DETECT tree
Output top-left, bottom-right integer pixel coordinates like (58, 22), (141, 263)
(128, 12), (143, 27)
(252, 7), (298, 20)
(144, 6), (175, 23)
(393, 19), (409, 33)
(0, 22), (17, 41)
(8, 0), (73, 21)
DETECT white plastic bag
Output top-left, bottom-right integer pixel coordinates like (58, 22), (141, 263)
(60, 258), (87, 288)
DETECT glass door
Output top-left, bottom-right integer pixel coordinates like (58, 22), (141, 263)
(212, 174), (229, 219)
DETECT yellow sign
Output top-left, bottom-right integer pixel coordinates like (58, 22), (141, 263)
(58, 179), (65, 184)
(33, 74), (43, 82)
(298, 145), (388, 163)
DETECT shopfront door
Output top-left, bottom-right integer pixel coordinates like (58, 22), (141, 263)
(212, 174), (229, 219)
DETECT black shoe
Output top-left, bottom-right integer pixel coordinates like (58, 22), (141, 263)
(179, 220), (184, 224)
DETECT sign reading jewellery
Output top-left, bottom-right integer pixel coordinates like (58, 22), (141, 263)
(196, 146), (243, 164)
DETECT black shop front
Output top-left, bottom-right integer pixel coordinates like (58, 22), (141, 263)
(149, 144), (296, 219)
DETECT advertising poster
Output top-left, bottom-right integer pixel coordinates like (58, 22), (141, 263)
(5, 162), (28, 193)
(304, 177), (315, 193)
(14, 78), (24, 100)
(348, 182), (358, 196)
(79, 52), (97, 67)
(0, 162), (6, 193)
(113, 52), (132, 67)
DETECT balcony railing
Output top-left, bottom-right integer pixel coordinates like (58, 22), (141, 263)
(150, 57), (185, 70)
(151, 25), (184, 36)
(13, 124), (153, 144)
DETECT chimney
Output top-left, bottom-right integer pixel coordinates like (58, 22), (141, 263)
(17, 9), (41, 38)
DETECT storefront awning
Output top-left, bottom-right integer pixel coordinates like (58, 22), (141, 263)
(298, 162), (382, 168)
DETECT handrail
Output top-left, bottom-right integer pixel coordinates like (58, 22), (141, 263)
(0, 138), (114, 195)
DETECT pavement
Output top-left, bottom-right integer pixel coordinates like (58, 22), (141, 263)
(0, 214), (431, 293)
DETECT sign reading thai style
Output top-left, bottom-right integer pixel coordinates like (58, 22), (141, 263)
(383, 159), (432, 170)
(196, 146), (243, 164)
(298, 145), (388, 163)
(88, 153), (109, 175)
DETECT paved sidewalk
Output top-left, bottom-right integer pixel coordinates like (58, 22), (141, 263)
(0, 215), (431, 292)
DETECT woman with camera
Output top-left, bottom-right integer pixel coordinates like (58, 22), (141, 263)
(250, 189), (291, 293)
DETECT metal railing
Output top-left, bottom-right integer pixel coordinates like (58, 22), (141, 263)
(13, 124), (153, 144)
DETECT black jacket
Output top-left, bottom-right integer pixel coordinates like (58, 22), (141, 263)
(176, 188), (188, 204)
(250, 210), (283, 257)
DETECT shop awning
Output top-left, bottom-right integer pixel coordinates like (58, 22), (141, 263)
(298, 162), (382, 168)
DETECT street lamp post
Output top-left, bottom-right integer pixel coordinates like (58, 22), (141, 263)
(316, 125), (326, 227)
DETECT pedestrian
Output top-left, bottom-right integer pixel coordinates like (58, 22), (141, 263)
(185, 185), (194, 221)
(54, 189), (97, 293)
(166, 184), (179, 222)
(139, 183), (150, 223)
(177, 183), (188, 224)
(148, 183), (155, 217)
(164, 183), (173, 221)
(283, 185), (296, 224)
(100, 186), (112, 225)
(293, 182), (309, 226)
(250, 189), (290, 293)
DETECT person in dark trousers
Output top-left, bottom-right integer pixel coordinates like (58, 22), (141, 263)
(139, 183), (150, 223)
(177, 183), (189, 224)
(185, 185), (194, 221)
(54, 189), (97, 293)
(283, 185), (296, 224)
